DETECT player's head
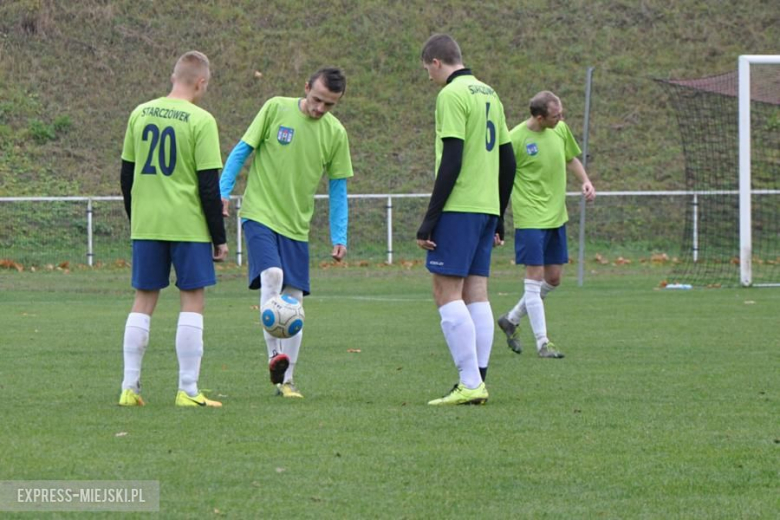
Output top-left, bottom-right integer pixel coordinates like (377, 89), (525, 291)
(421, 34), (463, 86)
(530, 91), (563, 129)
(302, 67), (346, 119)
(171, 51), (211, 103)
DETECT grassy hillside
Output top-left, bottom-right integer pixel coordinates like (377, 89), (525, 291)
(0, 0), (778, 196)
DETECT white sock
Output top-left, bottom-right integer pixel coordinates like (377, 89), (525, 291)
(541, 280), (556, 298)
(281, 286), (304, 383)
(122, 313), (150, 393)
(523, 279), (548, 350)
(508, 280), (557, 324)
(467, 301), (494, 373)
(176, 312), (203, 397)
(282, 332), (302, 383)
(260, 267), (284, 360)
(439, 300), (481, 389)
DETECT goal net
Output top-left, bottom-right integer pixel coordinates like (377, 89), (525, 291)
(659, 57), (780, 287)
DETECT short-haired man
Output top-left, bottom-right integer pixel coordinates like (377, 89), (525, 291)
(498, 91), (596, 358)
(220, 67), (353, 399)
(119, 50), (228, 408)
(418, 34), (516, 405)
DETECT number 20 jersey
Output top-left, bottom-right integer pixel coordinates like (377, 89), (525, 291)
(121, 97), (223, 242)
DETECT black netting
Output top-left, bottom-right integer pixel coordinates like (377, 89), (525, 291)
(659, 65), (780, 287)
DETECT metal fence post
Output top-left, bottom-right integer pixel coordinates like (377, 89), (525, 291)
(235, 196), (243, 266)
(87, 198), (94, 267)
(577, 66), (594, 287)
(386, 196), (393, 265)
(692, 193), (699, 263)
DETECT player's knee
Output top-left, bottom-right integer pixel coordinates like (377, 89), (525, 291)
(282, 286), (303, 305)
(261, 267), (284, 292)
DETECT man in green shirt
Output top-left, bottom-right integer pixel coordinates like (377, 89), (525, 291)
(119, 50), (228, 408)
(417, 34), (516, 405)
(498, 91), (596, 358)
(220, 67), (353, 399)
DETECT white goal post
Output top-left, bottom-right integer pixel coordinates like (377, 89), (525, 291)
(738, 55), (780, 287)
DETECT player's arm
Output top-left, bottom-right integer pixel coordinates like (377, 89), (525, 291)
(416, 137), (463, 245)
(198, 168), (228, 261)
(329, 178), (348, 261)
(495, 142), (517, 241)
(567, 157), (595, 201)
(219, 140), (255, 216)
(120, 160), (134, 220)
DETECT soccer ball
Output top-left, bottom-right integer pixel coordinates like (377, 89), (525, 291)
(261, 294), (305, 339)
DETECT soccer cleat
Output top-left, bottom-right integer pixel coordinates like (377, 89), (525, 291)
(497, 313), (523, 354)
(269, 353), (290, 385)
(538, 342), (565, 359)
(118, 389), (145, 407)
(427, 382), (489, 406)
(275, 382), (304, 398)
(175, 390), (222, 408)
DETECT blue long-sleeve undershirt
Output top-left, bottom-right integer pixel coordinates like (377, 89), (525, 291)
(219, 140), (252, 199)
(219, 140), (348, 246)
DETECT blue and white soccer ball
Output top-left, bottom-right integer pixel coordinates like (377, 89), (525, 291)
(261, 294), (305, 339)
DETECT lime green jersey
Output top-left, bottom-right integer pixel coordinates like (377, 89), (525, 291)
(434, 73), (511, 215)
(121, 97), (223, 241)
(510, 120), (581, 229)
(239, 97), (353, 241)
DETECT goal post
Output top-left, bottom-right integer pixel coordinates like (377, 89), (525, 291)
(739, 55), (780, 287)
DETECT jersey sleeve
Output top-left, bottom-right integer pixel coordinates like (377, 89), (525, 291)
(508, 125), (524, 166)
(496, 98), (511, 146)
(194, 114), (224, 171)
(436, 88), (467, 140)
(121, 112), (136, 163)
(326, 126), (354, 180)
(559, 122), (582, 162)
(241, 98), (275, 149)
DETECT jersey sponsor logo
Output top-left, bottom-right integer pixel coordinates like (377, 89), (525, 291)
(277, 126), (295, 145)
(429, 260), (444, 266)
(526, 143), (539, 156)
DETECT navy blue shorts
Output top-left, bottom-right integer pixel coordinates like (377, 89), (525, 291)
(426, 212), (498, 277)
(515, 225), (569, 266)
(243, 220), (310, 295)
(131, 240), (216, 291)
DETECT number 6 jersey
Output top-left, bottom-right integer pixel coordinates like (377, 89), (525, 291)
(434, 71), (511, 216)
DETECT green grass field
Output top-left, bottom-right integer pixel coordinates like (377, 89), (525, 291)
(1, 266), (778, 519)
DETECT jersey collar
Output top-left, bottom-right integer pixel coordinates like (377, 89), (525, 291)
(446, 68), (473, 84)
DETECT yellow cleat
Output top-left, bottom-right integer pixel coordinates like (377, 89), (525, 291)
(538, 342), (565, 359)
(118, 388), (145, 407)
(428, 382), (488, 406)
(275, 383), (304, 399)
(175, 390), (222, 408)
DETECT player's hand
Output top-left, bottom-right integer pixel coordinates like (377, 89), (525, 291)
(493, 233), (505, 247)
(582, 181), (596, 202)
(213, 243), (228, 262)
(416, 238), (436, 251)
(221, 198), (230, 217)
(331, 244), (347, 262)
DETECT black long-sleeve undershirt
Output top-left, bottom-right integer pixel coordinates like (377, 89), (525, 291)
(495, 142), (517, 240)
(120, 159), (134, 219)
(197, 168), (227, 246)
(417, 138), (464, 240)
(120, 160), (226, 246)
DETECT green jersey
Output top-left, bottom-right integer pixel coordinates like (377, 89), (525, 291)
(121, 97), (223, 241)
(510, 120), (581, 229)
(434, 72), (510, 215)
(239, 97), (353, 241)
